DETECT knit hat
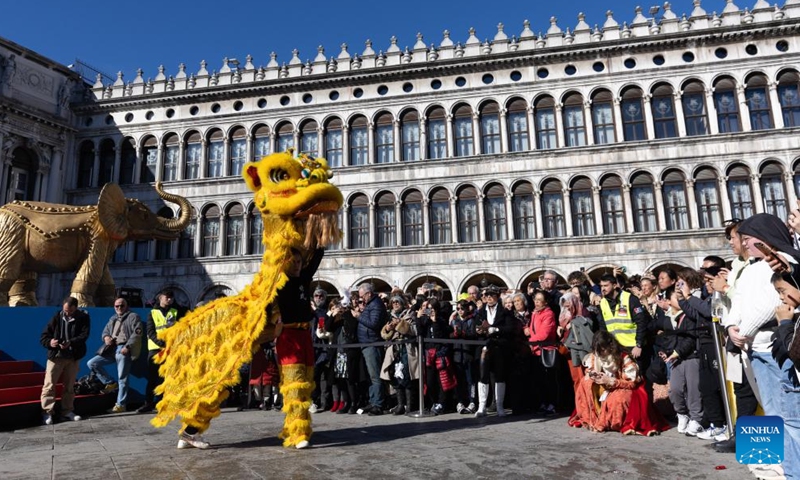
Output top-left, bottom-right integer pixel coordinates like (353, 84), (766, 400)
(390, 295), (406, 306)
(313, 287), (327, 297)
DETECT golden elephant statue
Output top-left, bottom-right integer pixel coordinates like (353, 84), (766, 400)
(0, 182), (192, 307)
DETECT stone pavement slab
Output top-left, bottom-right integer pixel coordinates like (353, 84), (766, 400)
(0, 408), (750, 480)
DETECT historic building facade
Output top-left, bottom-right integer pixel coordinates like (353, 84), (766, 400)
(7, 1), (800, 305)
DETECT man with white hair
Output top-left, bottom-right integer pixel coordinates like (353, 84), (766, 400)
(357, 282), (389, 415)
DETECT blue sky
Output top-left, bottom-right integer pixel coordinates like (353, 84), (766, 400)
(2, 1), (720, 81)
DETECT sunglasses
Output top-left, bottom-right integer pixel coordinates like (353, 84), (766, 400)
(313, 294), (325, 297)
(357, 300), (365, 305)
(114, 304), (125, 308)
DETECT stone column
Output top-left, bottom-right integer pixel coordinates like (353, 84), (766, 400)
(418, 117), (427, 161)
(784, 171), (797, 209)
(718, 176), (733, 220)
(613, 97), (625, 142)
(583, 100), (595, 146)
(472, 112), (482, 155)
(445, 114), (454, 158)
(316, 127), (324, 158)
(154, 144), (163, 182)
(476, 193), (486, 242)
(533, 189), (543, 239)
(246, 133), (254, 165)
(199, 140), (208, 178)
(219, 212), (228, 256)
(292, 130), (300, 154)
(705, 88), (719, 135)
(269, 132), (277, 158)
(622, 184), (635, 233)
(395, 200), (403, 246)
(393, 120), (401, 163)
(527, 106), (538, 150)
(243, 212), (251, 254)
(176, 142), (185, 180)
(554, 103), (565, 148)
(134, 147), (143, 184)
(367, 122), (375, 164)
(342, 205), (350, 249)
(643, 94), (656, 140)
(422, 199), (431, 245)
(751, 173), (764, 214)
(653, 181), (667, 231)
(685, 179), (699, 229)
(674, 91), (687, 137)
(449, 196), (458, 243)
(113, 145), (122, 183)
(47, 147), (63, 202)
(193, 216), (203, 258)
(737, 85), (752, 132)
(342, 125), (350, 166)
(499, 108), (509, 153)
(91, 144), (100, 187)
(592, 186), (603, 234)
(368, 202), (375, 248)
(769, 82), (784, 129)
(505, 192), (515, 240)
(562, 188), (573, 237)
(222, 138), (230, 177)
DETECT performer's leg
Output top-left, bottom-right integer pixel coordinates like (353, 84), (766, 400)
(276, 328), (315, 448)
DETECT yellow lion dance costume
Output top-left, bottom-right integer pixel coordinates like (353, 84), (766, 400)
(150, 150), (343, 448)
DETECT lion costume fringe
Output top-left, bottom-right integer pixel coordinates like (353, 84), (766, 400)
(150, 150), (342, 448)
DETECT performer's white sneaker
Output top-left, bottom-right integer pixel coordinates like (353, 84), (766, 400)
(296, 440), (310, 449)
(177, 432), (210, 449)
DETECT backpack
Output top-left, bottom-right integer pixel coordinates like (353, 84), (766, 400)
(74, 374), (105, 395)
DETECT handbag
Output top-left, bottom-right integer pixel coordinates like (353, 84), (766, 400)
(540, 347), (557, 368)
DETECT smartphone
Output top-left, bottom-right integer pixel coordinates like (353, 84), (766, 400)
(754, 242), (789, 270)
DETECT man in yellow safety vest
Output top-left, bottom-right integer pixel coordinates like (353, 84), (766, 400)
(598, 273), (652, 376)
(137, 290), (184, 414)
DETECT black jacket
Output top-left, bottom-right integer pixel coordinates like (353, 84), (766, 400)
(40, 309), (90, 361)
(474, 303), (516, 348)
(653, 309), (698, 360)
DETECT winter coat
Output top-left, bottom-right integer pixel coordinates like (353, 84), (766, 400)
(40, 309), (90, 361)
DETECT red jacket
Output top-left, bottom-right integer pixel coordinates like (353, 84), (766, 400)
(528, 307), (557, 356)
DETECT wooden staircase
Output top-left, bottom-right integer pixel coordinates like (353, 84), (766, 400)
(0, 353), (114, 430)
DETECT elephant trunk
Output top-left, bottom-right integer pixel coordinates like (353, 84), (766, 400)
(155, 182), (192, 231)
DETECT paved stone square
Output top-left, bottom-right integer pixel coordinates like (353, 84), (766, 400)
(0, 408), (749, 479)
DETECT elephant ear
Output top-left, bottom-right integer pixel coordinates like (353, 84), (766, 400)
(97, 183), (128, 240)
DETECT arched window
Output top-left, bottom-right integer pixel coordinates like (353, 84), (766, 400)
(652, 83), (677, 139)
(248, 204), (264, 255)
(663, 170), (689, 230)
(507, 98), (529, 152)
(727, 164), (754, 220)
(177, 207), (196, 259)
(276, 122), (294, 152)
(119, 138), (136, 185)
(375, 112), (394, 164)
(563, 93), (586, 147)
(225, 203), (244, 256)
(155, 207), (174, 260)
(201, 205), (221, 257)
(98, 139), (115, 185)
(484, 183), (507, 241)
(682, 80), (709, 136)
(777, 70), (800, 127)
(141, 136), (158, 183)
(252, 124), (271, 162)
(77, 141), (94, 188)
(402, 190), (424, 246)
(512, 182), (535, 239)
(761, 162), (787, 219)
(133, 239), (150, 262)
(229, 127), (247, 177)
(206, 129), (224, 178)
(324, 118), (343, 167)
(571, 177), (595, 236)
(535, 96), (557, 149)
(184, 131), (201, 180)
(7, 147), (37, 201)
(375, 192), (396, 248)
(299, 120), (318, 156)
(400, 110), (420, 161)
(745, 74), (773, 130)
(480, 102), (501, 154)
(694, 168), (721, 228)
(349, 116), (368, 166)
(591, 90), (615, 144)
(349, 194), (369, 249)
(621, 87), (646, 141)
(713, 77), (741, 133)
(427, 107), (447, 159)
(600, 175), (625, 234)
(456, 186), (478, 243)
(453, 104), (474, 157)
(162, 133), (179, 181)
(541, 179), (565, 238)
(631, 172), (657, 232)
(429, 188), (451, 245)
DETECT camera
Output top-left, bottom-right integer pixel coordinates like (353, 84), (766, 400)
(423, 308), (431, 315)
